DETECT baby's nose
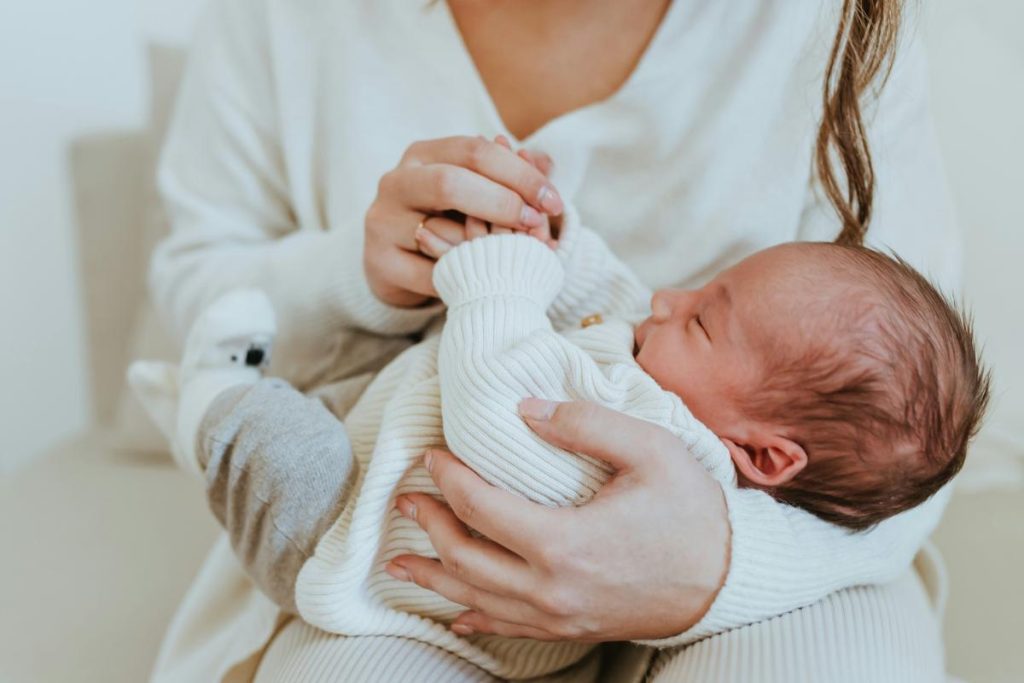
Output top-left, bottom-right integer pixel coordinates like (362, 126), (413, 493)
(650, 291), (673, 321)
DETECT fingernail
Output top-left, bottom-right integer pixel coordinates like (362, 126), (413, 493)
(518, 397), (557, 421)
(385, 562), (411, 582)
(537, 185), (563, 215)
(396, 495), (417, 521)
(520, 205), (543, 229)
(414, 226), (435, 245)
(451, 623), (476, 636)
(424, 449), (435, 472)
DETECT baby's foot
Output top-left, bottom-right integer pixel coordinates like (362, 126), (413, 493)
(129, 289), (277, 476)
(181, 288), (276, 380)
(172, 289), (278, 474)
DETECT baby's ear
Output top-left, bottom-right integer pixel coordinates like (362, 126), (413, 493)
(722, 436), (807, 488)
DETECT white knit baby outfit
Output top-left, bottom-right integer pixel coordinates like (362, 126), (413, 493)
(294, 208), (735, 679)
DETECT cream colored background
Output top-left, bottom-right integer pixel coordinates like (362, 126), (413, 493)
(0, 1), (1021, 476)
(0, 0), (204, 474)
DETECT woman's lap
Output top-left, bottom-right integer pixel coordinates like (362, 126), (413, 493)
(255, 569), (942, 683)
(253, 618), (500, 683)
(254, 619), (604, 683)
(648, 569), (944, 683)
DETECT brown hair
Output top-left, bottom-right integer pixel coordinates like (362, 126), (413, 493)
(744, 245), (991, 531)
(817, 0), (902, 246)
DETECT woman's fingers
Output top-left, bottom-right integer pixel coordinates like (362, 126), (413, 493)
(421, 448), (566, 560)
(386, 556), (551, 629)
(364, 134), (560, 307)
(402, 136), (563, 216)
(392, 493), (536, 599)
(518, 399), (664, 473)
(518, 148), (554, 177)
(398, 164), (547, 230)
(451, 612), (567, 642)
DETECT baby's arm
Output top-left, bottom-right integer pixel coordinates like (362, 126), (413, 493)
(433, 231), (662, 506)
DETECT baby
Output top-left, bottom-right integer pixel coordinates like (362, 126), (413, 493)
(132, 207), (988, 679)
(633, 238), (990, 530)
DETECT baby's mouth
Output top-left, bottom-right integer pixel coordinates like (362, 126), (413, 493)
(633, 320), (649, 353)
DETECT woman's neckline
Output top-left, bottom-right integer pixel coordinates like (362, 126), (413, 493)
(431, 0), (693, 147)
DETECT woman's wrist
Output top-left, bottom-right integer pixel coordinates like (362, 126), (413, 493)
(643, 481), (732, 645)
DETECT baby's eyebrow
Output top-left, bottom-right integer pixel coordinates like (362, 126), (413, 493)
(715, 284), (732, 311)
(707, 285), (732, 336)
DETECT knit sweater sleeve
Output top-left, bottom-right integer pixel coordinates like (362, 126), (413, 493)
(642, 484), (950, 647)
(433, 234), (629, 506)
(150, 0), (439, 386)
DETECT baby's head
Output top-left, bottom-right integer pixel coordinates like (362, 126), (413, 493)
(634, 242), (990, 530)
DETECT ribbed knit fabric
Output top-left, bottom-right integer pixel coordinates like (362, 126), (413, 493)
(295, 218), (735, 678)
(645, 569), (944, 683)
(253, 621), (501, 683)
(254, 619), (615, 683)
(259, 571), (945, 683)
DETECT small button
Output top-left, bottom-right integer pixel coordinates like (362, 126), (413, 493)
(580, 313), (603, 328)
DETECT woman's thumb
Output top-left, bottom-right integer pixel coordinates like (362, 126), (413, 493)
(518, 398), (663, 472)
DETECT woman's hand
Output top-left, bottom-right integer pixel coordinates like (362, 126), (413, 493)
(385, 399), (731, 642)
(363, 135), (563, 307)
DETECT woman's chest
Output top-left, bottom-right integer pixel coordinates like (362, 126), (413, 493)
(444, 0), (672, 141)
(274, 1), (832, 289)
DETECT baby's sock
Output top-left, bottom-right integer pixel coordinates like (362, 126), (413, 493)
(177, 289), (277, 475)
(129, 289), (276, 476)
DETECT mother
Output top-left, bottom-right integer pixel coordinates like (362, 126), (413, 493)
(150, 0), (958, 680)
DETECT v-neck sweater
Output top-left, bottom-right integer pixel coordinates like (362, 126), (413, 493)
(149, 1), (959, 680)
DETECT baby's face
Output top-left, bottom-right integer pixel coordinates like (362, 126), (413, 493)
(634, 244), (822, 437)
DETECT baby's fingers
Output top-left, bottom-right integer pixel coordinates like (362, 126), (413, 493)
(466, 216), (490, 240)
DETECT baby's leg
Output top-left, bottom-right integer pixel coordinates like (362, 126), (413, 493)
(130, 290), (355, 613)
(199, 377), (355, 614)
(255, 619), (500, 683)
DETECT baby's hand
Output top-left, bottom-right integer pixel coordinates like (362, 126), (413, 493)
(467, 136), (558, 248)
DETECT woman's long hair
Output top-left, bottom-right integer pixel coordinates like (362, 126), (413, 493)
(817, 0), (902, 246)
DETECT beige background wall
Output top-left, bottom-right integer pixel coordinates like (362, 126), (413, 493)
(925, 2), (1024, 486)
(0, 0), (1021, 474)
(0, 0), (204, 473)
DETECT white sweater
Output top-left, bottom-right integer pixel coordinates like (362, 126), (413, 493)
(150, 0), (959, 680)
(296, 214), (736, 678)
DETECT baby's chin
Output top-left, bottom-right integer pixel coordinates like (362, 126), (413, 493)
(632, 320), (650, 356)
